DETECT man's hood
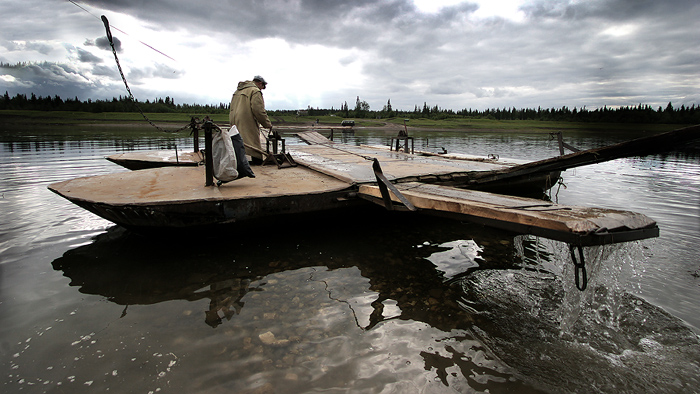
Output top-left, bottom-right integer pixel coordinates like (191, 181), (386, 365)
(237, 80), (257, 90)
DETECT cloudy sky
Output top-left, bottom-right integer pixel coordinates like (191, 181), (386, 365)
(1, 0), (699, 112)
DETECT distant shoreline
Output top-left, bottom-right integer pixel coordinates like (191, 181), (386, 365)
(0, 109), (689, 134)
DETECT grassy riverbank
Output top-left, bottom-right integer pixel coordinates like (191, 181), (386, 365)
(0, 109), (689, 133)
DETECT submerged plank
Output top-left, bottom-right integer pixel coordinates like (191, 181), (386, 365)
(296, 131), (335, 145)
(358, 182), (658, 245)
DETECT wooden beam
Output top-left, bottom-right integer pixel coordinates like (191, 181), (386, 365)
(469, 124), (700, 185)
(358, 182), (659, 246)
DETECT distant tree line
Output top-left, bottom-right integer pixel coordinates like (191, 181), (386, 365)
(2, 91), (699, 124)
(0, 92), (228, 114)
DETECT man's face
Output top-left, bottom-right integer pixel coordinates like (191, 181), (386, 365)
(255, 80), (266, 90)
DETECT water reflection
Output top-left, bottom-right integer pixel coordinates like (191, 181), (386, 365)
(5, 125), (700, 393)
(51, 214), (544, 327)
(47, 215), (553, 392)
(52, 216), (501, 330)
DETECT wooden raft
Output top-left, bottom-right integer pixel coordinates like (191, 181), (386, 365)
(49, 131), (660, 244)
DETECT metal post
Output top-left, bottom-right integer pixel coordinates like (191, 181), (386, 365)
(193, 128), (200, 153)
(203, 120), (214, 186)
(190, 117), (200, 153)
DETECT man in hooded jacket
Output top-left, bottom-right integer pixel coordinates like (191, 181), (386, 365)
(229, 75), (273, 164)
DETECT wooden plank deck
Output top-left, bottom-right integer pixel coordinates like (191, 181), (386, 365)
(359, 143), (530, 166)
(290, 135), (512, 185)
(49, 165), (358, 228)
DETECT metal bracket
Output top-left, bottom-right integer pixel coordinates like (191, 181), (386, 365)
(372, 159), (416, 211)
(263, 130), (297, 168)
(390, 136), (414, 154)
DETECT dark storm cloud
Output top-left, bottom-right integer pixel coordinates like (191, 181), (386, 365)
(85, 0), (420, 46)
(0, 62), (98, 98)
(523, 0), (700, 20)
(0, 59), (136, 102)
(22, 63), (89, 84)
(92, 36), (122, 52)
(92, 64), (120, 78)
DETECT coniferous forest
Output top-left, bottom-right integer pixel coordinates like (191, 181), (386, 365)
(2, 91), (699, 125)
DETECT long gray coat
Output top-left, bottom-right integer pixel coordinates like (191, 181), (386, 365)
(229, 81), (272, 160)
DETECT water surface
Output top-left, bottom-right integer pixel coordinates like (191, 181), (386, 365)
(1, 124), (699, 393)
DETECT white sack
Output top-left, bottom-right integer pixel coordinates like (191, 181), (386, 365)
(212, 127), (238, 182)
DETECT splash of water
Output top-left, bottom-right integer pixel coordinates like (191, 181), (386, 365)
(513, 235), (651, 334)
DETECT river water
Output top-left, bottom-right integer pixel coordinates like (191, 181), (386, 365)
(1, 123), (699, 393)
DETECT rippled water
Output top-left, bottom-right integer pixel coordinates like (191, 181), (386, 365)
(1, 124), (699, 393)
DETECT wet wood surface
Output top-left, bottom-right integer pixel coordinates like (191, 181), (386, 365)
(358, 182), (657, 238)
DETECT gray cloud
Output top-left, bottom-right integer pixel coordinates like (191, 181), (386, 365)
(127, 64), (181, 83)
(93, 36), (122, 52)
(77, 48), (103, 63)
(25, 42), (54, 55)
(0, 62), (105, 100)
(91, 64), (120, 78)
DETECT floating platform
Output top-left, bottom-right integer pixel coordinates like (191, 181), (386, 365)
(48, 132), (660, 246)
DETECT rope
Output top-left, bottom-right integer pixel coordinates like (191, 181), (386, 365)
(68, 1), (175, 61)
(101, 15), (187, 134)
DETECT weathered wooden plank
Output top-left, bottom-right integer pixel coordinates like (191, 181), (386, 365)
(469, 124), (700, 185)
(295, 131), (559, 195)
(357, 142), (529, 165)
(289, 142), (512, 185)
(296, 131), (330, 144)
(296, 131), (335, 145)
(106, 150), (203, 170)
(358, 182), (658, 245)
